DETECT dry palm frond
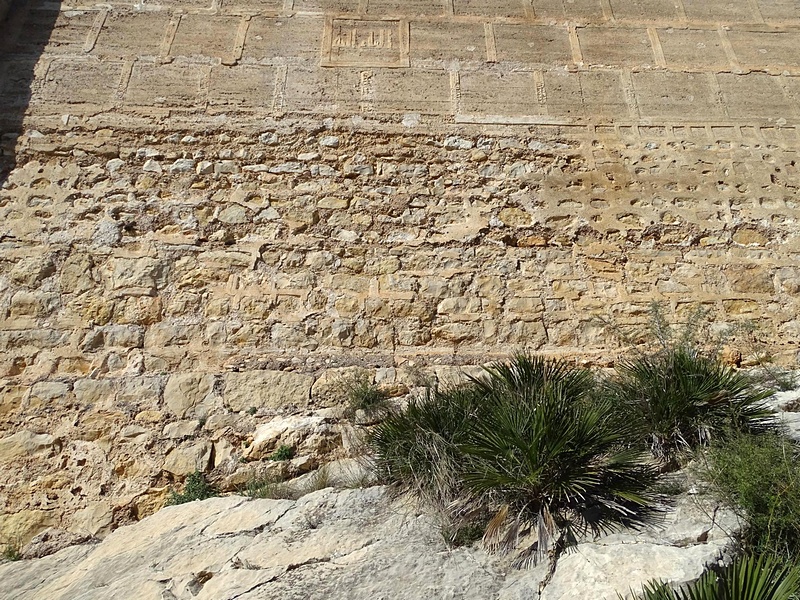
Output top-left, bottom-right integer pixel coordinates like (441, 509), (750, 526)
(482, 504), (510, 552)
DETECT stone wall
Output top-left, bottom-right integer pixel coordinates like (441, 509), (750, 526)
(2, 0), (800, 550)
(3, 123), (799, 375)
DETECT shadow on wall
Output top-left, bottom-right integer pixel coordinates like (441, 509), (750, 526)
(0, 0), (62, 186)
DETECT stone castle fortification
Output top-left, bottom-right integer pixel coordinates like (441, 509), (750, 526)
(1, 0), (799, 550)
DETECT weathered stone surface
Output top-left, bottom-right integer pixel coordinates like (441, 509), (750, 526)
(310, 366), (372, 408)
(0, 431), (59, 461)
(164, 373), (216, 418)
(224, 371), (313, 412)
(0, 488), (736, 600)
(243, 414), (337, 460)
(68, 502), (114, 537)
(21, 528), (92, 560)
(162, 441), (213, 476)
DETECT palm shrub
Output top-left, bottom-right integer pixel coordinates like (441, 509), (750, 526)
(370, 355), (661, 579)
(605, 346), (776, 463)
(629, 554), (800, 600)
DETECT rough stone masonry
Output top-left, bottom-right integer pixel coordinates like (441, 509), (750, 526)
(0, 0), (799, 548)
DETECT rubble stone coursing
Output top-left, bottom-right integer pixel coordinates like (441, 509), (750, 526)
(2, 0), (800, 547)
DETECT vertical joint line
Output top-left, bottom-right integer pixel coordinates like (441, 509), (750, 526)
(746, 0), (765, 23)
(84, 9), (107, 53)
(445, 0), (454, 17)
(484, 22), (498, 63)
(522, 0), (535, 19)
(707, 72), (728, 119)
(226, 16), (250, 65)
(717, 27), (741, 72)
(599, 0), (614, 22)
(160, 14), (182, 61)
(399, 20), (410, 66)
(569, 25), (583, 65)
(358, 0), (368, 15)
(272, 65), (288, 115)
(450, 70), (461, 116)
(674, 0), (688, 22)
(533, 70), (547, 108)
(777, 74), (800, 119)
(282, 0), (295, 15)
(647, 27), (666, 68)
(620, 69), (639, 120)
(115, 61), (135, 102)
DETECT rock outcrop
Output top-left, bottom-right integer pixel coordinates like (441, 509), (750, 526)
(0, 486), (737, 600)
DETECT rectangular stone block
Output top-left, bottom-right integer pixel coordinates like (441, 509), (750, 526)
(293, 0), (359, 12)
(0, 59), (39, 108)
(142, 0), (213, 7)
(608, 0), (679, 21)
(223, 0), (283, 12)
(410, 22), (486, 61)
(209, 64), (276, 108)
(681, 0), (756, 22)
(657, 29), (730, 69)
(453, 0), (527, 17)
(716, 72), (793, 120)
(13, 8), (95, 55)
(757, 0), (800, 22)
(223, 371), (314, 411)
(42, 59), (122, 105)
(545, 70), (628, 120)
(579, 70), (630, 117)
(370, 69), (452, 114)
(578, 26), (655, 67)
(495, 24), (573, 65)
(632, 72), (722, 120)
(727, 31), (800, 68)
(532, 0), (604, 22)
(243, 16), (323, 61)
(171, 15), (241, 59)
(124, 61), (208, 106)
(367, 0), (447, 16)
(459, 71), (546, 117)
(283, 68), (361, 113)
(93, 12), (166, 58)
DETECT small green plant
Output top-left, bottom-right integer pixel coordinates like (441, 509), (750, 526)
(703, 434), (800, 559)
(342, 375), (391, 422)
(247, 406), (257, 416)
(268, 444), (294, 461)
(627, 553), (800, 600)
(166, 471), (219, 506)
(1, 542), (21, 562)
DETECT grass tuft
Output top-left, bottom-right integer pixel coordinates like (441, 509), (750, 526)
(703, 433), (800, 560)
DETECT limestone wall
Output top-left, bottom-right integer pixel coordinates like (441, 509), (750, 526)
(2, 0), (800, 550)
(3, 124), (799, 375)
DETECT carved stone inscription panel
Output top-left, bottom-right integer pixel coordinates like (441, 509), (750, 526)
(322, 17), (410, 67)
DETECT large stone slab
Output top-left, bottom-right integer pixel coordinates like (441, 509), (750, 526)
(224, 370), (314, 412)
(0, 488), (736, 600)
